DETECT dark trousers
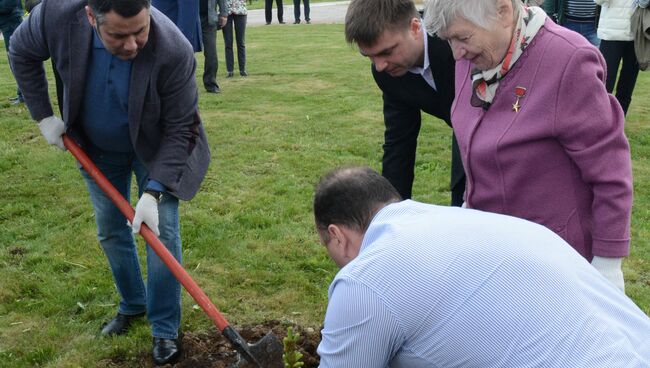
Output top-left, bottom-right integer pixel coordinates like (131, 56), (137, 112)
(599, 40), (639, 115)
(200, 18), (219, 90)
(1, 13), (23, 99)
(450, 133), (465, 207)
(222, 14), (247, 73)
(383, 126), (465, 207)
(293, 0), (310, 22)
(265, 0), (283, 23)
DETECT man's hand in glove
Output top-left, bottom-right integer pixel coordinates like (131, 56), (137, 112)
(131, 192), (160, 236)
(38, 116), (66, 150)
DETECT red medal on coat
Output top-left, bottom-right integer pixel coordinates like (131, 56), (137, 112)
(512, 86), (527, 113)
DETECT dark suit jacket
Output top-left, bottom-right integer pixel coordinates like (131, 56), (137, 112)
(0, 0), (21, 16)
(153, 0), (202, 52)
(372, 33), (465, 205)
(9, 0), (210, 200)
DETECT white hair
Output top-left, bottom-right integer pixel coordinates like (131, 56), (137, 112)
(424, 0), (522, 36)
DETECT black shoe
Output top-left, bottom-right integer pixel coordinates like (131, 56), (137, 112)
(226, 71), (234, 78)
(306, 20), (311, 24)
(152, 338), (181, 365)
(100, 312), (145, 336)
(240, 70), (248, 77)
(206, 85), (221, 93)
(9, 95), (24, 105)
(279, 21), (286, 24)
(265, 21), (271, 25)
(293, 19), (300, 24)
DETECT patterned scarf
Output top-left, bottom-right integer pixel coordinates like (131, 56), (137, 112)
(470, 6), (546, 109)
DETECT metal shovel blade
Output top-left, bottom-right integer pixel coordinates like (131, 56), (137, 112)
(232, 331), (284, 368)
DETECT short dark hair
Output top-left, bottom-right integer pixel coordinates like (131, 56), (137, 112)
(314, 167), (401, 234)
(87, 0), (150, 24)
(344, 0), (419, 46)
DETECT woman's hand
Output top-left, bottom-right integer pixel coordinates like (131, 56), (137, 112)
(591, 256), (625, 292)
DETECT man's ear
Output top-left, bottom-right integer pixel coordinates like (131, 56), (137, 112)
(85, 5), (97, 28)
(328, 224), (362, 261)
(327, 224), (346, 248)
(409, 17), (422, 37)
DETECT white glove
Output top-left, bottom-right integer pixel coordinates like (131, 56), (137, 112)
(38, 116), (66, 150)
(591, 256), (625, 292)
(132, 192), (160, 236)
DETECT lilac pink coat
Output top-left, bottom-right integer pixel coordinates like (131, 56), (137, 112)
(452, 19), (633, 260)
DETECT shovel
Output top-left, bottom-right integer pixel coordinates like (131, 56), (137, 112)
(62, 134), (283, 367)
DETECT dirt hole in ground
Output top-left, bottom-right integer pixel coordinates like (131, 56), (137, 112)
(107, 320), (321, 367)
(9, 246), (25, 256)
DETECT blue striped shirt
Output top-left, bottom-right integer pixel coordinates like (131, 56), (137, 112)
(564, 0), (598, 19)
(318, 200), (650, 367)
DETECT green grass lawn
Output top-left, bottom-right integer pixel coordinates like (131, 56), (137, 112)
(245, 0), (424, 10)
(0, 24), (648, 367)
(246, 0), (340, 11)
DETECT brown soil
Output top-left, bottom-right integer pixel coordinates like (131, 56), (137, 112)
(104, 321), (321, 367)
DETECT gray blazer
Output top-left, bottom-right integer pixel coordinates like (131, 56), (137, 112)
(208, 0), (228, 26)
(9, 0), (211, 200)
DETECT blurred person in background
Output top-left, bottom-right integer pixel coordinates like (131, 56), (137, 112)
(542, 0), (601, 46)
(153, 0), (202, 51)
(223, 0), (248, 77)
(293, 0), (309, 24)
(597, 0), (640, 115)
(265, 0), (284, 24)
(200, 0), (228, 93)
(1, 0), (23, 104)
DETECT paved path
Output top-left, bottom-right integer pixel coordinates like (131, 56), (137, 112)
(247, 0), (349, 26)
(0, 2), (348, 41)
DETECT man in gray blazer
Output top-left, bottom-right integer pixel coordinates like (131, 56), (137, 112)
(9, 0), (210, 365)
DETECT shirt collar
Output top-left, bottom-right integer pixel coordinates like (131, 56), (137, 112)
(408, 24), (429, 76)
(92, 28), (105, 49)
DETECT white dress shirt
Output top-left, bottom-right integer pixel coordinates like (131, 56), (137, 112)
(318, 200), (650, 367)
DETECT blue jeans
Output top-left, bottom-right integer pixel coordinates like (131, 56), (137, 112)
(79, 146), (182, 339)
(562, 19), (600, 47)
(1, 13), (24, 99)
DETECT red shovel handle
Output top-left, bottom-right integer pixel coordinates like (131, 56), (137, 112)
(63, 134), (230, 332)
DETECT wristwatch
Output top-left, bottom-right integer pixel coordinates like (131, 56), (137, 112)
(144, 189), (163, 203)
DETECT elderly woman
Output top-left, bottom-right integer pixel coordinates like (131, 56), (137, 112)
(424, 0), (633, 291)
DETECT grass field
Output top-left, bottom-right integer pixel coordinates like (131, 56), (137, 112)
(0, 23), (648, 367)
(246, 0), (332, 10)
(245, 0), (424, 10)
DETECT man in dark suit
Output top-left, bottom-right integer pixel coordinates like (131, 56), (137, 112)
(153, 0), (203, 52)
(344, 0), (465, 206)
(265, 0), (284, 25)
(200, 0), (228, 93)
(10, 0), (210, 364)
